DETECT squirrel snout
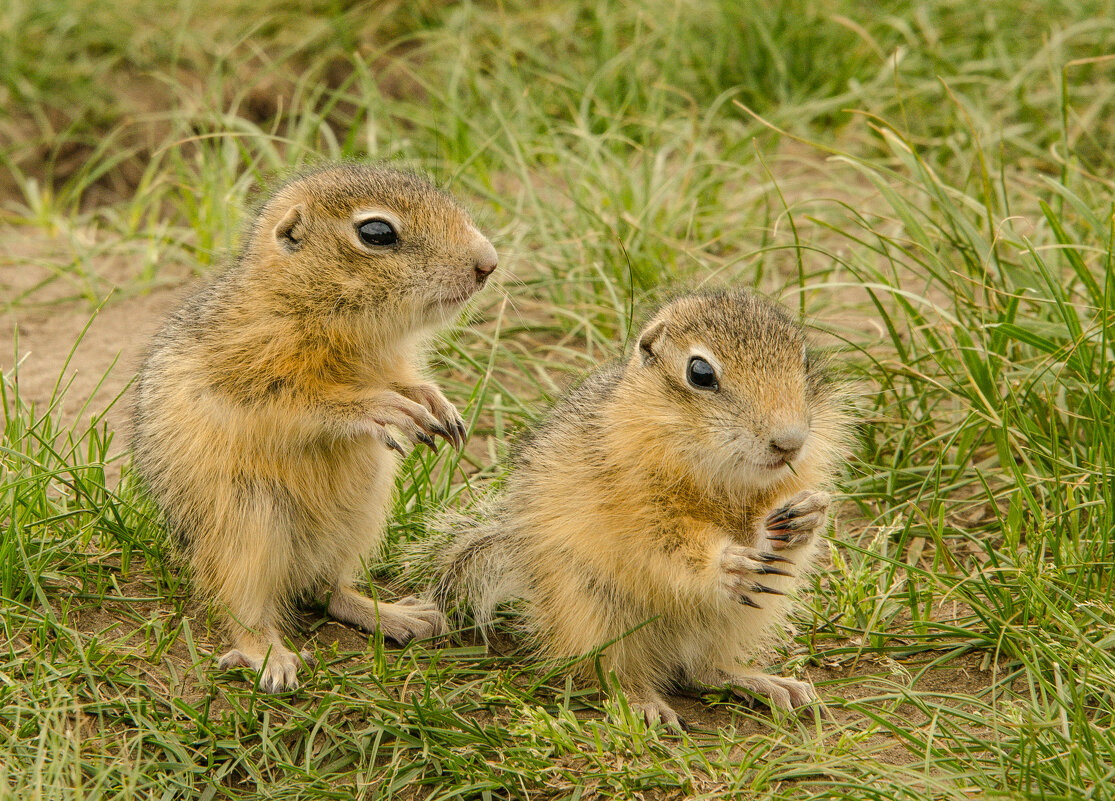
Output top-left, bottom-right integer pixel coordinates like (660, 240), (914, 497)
(473, 240), (498, 285)
(768, 428), (807, 462)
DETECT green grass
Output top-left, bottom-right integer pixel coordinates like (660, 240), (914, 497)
(2, 0), (1114, 798)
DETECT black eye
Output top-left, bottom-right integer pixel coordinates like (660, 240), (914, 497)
(357, 219), (397, 247)
(686, 356), (718, 391)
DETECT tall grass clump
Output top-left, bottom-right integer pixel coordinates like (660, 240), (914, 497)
(1, 338), (164, 609)
(766, 105), (1115, 796)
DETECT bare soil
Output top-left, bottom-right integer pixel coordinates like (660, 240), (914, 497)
(0, 224), (191, 474)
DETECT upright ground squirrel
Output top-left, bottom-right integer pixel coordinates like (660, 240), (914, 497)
(133, 164), (497, 691)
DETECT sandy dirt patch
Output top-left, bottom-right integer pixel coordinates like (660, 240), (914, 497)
(0, 224), (192, 475)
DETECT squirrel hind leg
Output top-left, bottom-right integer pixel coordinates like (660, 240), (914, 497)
(326, 585), (447, 643)
(210, 585), (310, 693)
(200, 485), (309, 691)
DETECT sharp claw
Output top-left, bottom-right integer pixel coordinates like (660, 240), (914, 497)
(676, 716), (690, 732)
(384, 436), (406, 456)
(767, 519), (799, 531)
(416, 431), (437, 449)
(456, 420), (467, 447)
(753, 584), (786, 595)
(738, 595), (762, 609)
(760, 552), (793, 563)
(756, 565), (793, 577)
(218, 650), (251, 671)
(430, 422), (452, 443)
(771, 502), (804, 518)
(767, 533), (792, 543)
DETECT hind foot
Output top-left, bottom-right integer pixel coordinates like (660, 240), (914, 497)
(327, 586), (447, 643)
(218, 643), (313, 693)
(723, 670), (821, 713)
(627, 690), (688, 731)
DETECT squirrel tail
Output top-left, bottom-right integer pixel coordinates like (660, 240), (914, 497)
(399, 500), (518, 627)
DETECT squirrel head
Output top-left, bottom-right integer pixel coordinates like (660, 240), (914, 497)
(243, 164), (497, 332)
(625, 289), (847, 494)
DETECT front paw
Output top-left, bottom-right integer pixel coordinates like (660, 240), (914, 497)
(400, 383), (467, 449)
(719, 544), (794, 609)
(363, 391), (454, 455)
(765, 490), (830, 551)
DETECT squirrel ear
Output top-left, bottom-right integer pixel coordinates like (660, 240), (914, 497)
(637, 319), (667, 365)
(274, 204), (305, 252)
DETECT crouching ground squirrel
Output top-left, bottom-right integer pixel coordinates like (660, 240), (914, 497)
(133, 164), (497, 692)
(418, 289), (851, 727)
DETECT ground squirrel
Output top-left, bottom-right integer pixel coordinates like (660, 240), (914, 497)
(421, 289), (851, 727)
(132, 163), (497, 692)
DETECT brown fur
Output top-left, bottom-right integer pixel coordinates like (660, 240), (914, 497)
(132, 163), (497, 692)
(423, 290), (852, 727)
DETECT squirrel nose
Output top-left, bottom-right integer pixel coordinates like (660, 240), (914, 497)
(769, 428), (807, 462)
(473, 240), (498, 283)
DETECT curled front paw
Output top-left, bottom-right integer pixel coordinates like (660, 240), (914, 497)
(363, 391), (455, 456)
(719, 544), (794, 609)
(765, 490), (830, 550)
(401, 383), (467, 449)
